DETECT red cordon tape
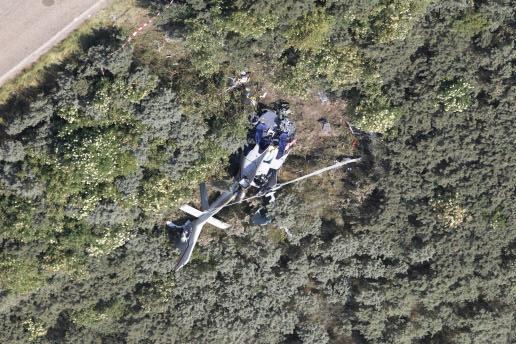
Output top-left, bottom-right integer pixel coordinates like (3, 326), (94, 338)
(121, 0), (174, 49)
(108, 0), (360, 160)
(109, 0), (175, 57)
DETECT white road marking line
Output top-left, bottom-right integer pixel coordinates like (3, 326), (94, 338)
(0, 0), (110, 86)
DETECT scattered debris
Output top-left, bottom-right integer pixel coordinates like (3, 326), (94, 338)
(167, 100), (361, 271)
(226, 71), (250, 92)
(318, 91), (329, 103)
(318, 117), (332, 134)
(251, 207), (272, 226)
(169, 101), (297, 271)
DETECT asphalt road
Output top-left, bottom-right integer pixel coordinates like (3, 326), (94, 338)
(0, 0), (110, 86)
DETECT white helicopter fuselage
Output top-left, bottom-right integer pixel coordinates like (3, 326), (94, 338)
(241, 144), (290, 188)
(173, 105), (298, 271)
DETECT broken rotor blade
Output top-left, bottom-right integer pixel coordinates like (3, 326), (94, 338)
(222, 158), (362, 208)
(272, 158), (361, 191)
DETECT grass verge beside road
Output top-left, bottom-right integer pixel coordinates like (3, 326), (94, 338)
(0, 0), (150, 106)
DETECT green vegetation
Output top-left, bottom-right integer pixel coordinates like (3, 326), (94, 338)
(22, 318), (47, 342)
(437, 78), (475, 113)
(0, 0), (147, 104)
(0, 0), (514, 343)
(0, 256), (44, 294)
(72, 299), (126, 329)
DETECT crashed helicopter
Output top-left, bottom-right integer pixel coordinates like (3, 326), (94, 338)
(167, 101), (361, 271)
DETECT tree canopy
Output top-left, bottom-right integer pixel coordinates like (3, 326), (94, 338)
(0, 0), (514, 343)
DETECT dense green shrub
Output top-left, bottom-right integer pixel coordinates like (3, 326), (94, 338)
(0, 0), (514, 343)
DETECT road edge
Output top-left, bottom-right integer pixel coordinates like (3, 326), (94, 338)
(0, 0), (110, 87)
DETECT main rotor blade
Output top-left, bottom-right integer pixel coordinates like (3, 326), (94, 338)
(223, 157), (362, 208)
(272, 158), (361, 191)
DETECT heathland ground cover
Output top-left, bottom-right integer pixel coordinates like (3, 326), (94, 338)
(0, 0), (514, 342)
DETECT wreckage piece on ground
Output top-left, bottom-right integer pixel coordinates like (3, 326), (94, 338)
(170, 103), (296, 271)
(168, 101), (361, 272)
(238, 105), (296, 198)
